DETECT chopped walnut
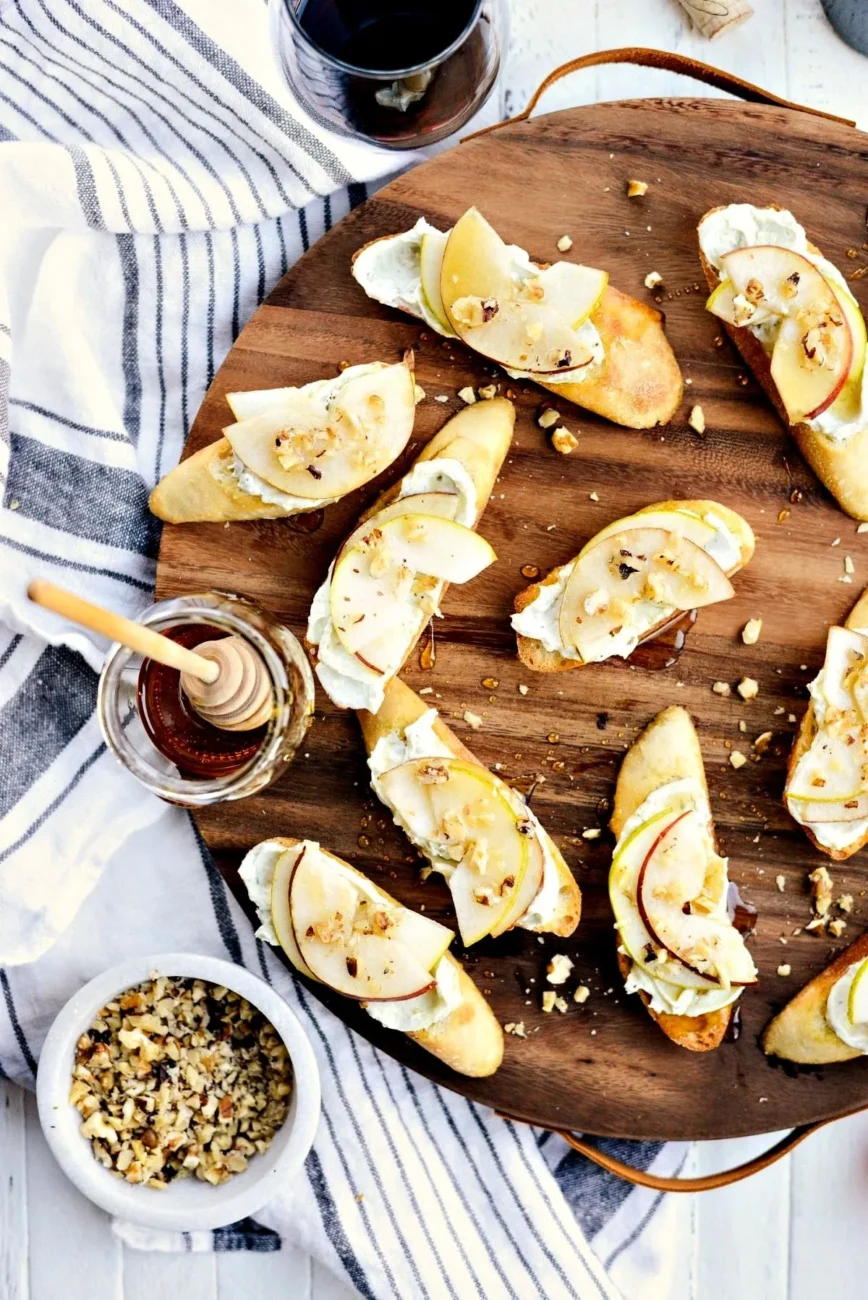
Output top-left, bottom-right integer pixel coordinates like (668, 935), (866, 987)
(582, 828), (601, 840)
(688, 405), (706, 436)
(737, 677), (759, 700)
(556, 234), (573, 252)
(573, 985), (590, 1004)
(809, 865), (834, 920)
(518, 683), (529, 696)
(478, 384), (497, 400)
(712, 680), (731, 697)
(776, 874), (786, 893)
(829, 917), (847, 938)
(730, 750), (747, 770)
(626, 179), (648, 198)
(504, 1021), (527, 1038)
(538, 408), (560, 429)
(457, 386), (477, 405)
(546, 954), (574, 985)
(463, 710), (483, 730)
(741, 618), (762, 645)
(417, 762), (449, 785)
(541, 990), (557, 1013)
(754, 731), (773, 755)
(644, 270), (663, 290)
(71, 977), (291, 1190)
(838, 894), (854, 914)
(551, 427), (579, 455)
(777, 964), (792, 977)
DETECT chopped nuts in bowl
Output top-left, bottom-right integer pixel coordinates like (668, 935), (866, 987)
(37, 953), (320, 1231)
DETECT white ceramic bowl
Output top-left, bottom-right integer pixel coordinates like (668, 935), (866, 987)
(37, 952), (320, 1231)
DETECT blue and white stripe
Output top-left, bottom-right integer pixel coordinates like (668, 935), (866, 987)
(0, 2), (674, 1294)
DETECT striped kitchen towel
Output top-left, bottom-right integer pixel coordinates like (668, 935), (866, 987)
(0, 2), (685, 1296)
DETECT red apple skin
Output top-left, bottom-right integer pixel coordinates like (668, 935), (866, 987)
(635, 811), (756, 987)
(288, 852), (437, 1003)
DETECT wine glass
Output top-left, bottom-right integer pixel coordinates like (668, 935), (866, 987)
(269, 0), (508, 149)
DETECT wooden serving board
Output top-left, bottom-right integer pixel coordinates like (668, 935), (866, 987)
(157, 98), (868, 1141)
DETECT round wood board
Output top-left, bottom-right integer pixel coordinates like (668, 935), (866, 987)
(156, 98), (868, 1141)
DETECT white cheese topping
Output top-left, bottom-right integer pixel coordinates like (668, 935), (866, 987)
(351, 218), (605, 385)
(698, 204), (867, 443)
(227, 362), (382, 509)
(511, 509), (742, 661)
(827, 961), (868, 1052)
(306, 458), (478, 712)
(612, 778), (743, 1018)
(238, 837), (459, 1034)
(367, 709), (564, 931)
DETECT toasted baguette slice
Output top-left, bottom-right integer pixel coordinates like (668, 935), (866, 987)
(514, 499), (755, 674)
(307, 399), (515, 709)
(762, 931), (868, 1064)
(352, 233), (682, 429)
(150, 357), (416, 524)
(610, 705), (734, 1051)
(783, 584), (868, 861)
(698, 207), (868, 520)
(254, 836), (504, 1078)
(358, 678), (581, 938)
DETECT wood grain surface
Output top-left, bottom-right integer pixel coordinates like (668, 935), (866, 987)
(156, 97), (868, 1141)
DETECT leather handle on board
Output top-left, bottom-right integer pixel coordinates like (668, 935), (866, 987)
(496, 1112), (835, 1191)
(465, 46), (855, 141)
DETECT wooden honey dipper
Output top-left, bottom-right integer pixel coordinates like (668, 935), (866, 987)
(28, 581), (273, 733)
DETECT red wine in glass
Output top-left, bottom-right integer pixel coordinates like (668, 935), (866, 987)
(270, 0), (507, 148)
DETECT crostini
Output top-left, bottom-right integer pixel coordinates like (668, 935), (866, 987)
(353, 208), (683, 429)
(783, 585), (868, 861)
(610, 706), (758, 1051)
(239, 836), (504, 1078)
(358, 678), (581, 946)
(307, 398), (514, 713)
(512, 499), (755, 672)
(150, 356), (418, 524)
(699, 203), (868, 519)
(763, 931), (868, 1065)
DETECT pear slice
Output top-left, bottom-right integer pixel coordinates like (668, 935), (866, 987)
(271, 846), (317, 979)
(787, 794), (868, 823)
(338, 491), (460, 562)
(386, 907), (454, 973)
(226, 387), (297, 421)
(224, 358), (416, 499)
(610, 807), (722, 991)
(330, 514), (494, 665)
(849, 957), (868, 1023)
(787, 728), (867, 803)
(488, 831), (544, 937)
(706, 278), (775, 329)
(824, 284), (868, 422)
(720, 245), (838, 318)
(439, 208), (595, 375)
(820, 625), (868, 712)
(637, 812), (757, 988)
(289, 849), (437, 1001)
(558, 526), (734, 662)
(419, 230), (450, 332)
(532, 262), (609, 329)
(586, 508), (716, 556)
(377, 757), (532, 945)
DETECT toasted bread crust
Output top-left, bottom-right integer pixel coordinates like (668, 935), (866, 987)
(610, 705), (736, 1052)
(762, 930), (868, 1064)
(782, 588), (868, 861)
(698, 210), (868, 520)
(262, 836), (503, 1077)
(514, 499), (755, 673)
(358, 678), (582, 938)
(149, 438), (291, 523)
(307, 400), (515, 700)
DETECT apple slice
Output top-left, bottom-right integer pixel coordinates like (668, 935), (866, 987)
(637, 812), (757, 987)
(609, 807), (722, 990)
(439, 208), (595, 375)
(531, 262), (609, 330)
(558, 527), (734, 662)
(225, 358), (416, 499)
(271, 845), (317, 979)
(419, 230), (450, 331)
(849, 957), (868, 1023)
(706, 278), (776, 329)
(338, 492), (460, 563)
(720, 245), (839, 318)
(289, 849), (436, 1001)
(825, 283), (868, 420)
(771, 311), (852, 423)
(377, 757), (532, 945)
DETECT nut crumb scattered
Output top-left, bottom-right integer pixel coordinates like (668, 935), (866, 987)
(809, 866), (834, 928)
(688, 404), (706, 436)
(538, 408), (560, 429)
(741, 618), (762, 645)
(712, 680), (731, 697)
(829, 917), (847, 937)
(418, 686), (434, 696)
(556, 234), (573, 252)
(434, 394), (449, 403)
(551, 427), (579, 455)
(838, 894), (854, 913)
(541, 990), (557, 1014)
(627, 179), (648, 197)
(729, 750), (747, 770)
(777, 964), (792, 977)
(457, 386), (476, 405)
(858, 523), (868, 534)
(737, 677), (759, 700)
(554, 996), (569, 1014)
(478, 384), (497, 400)
(574, 985), (590, 1004)
(546, 954), (574, 986)
(518, 683), (529, 696)
(845, 555), (856, 575)
(588, 491), (599, 502)
(463, 710), (483, 730)
(503, 1021), (527, 1038)
(776, 874), (786, 892)
(644, 270), (663, 289)
(582, 828), (601, 840)
(754, 730), (773, 754)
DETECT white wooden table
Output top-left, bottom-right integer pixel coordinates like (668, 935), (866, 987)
(4, 3), (868, 1297)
